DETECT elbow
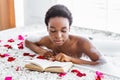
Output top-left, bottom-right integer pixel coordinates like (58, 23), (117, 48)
(24, 39), (31, 48)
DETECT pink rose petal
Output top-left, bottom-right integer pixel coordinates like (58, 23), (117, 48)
(4, 76), (12, 80)
(95, 71), (104, 80)
(18, 35), (24, 40)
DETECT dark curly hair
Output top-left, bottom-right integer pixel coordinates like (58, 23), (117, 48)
(45, 4), (73, 26)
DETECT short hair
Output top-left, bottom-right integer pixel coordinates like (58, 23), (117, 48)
(45, 4), (73, 26)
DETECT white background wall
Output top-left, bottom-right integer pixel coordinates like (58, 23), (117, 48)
(14, 0), (24, 27)
(24, 0), (57, 26)
(14, 0), (120, 33)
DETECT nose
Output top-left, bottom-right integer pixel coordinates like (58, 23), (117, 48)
(56, 32), (62, 39)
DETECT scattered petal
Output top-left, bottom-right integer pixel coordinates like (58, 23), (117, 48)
(8, 57), (16, 62)
(71, 69), (80, 73)
(4, 44), (12, 49)
(71, 69), (86, 77)
(23, 53), (30, 56)
(0, 54), (5, 58)
(16, 66), (20, 71)
(4, 76), (12, 80)
(17, 42), (24, 49)
(18, 35), (24, 40)
(58, 72), (66, 77)
(23, 53), (36, 57)
(0, 53), (10, 58)
(95, 71), (104, 80)
(36, 56), (45, 59)
(8, 39), (15, 42)
(4, 53), (10, 57)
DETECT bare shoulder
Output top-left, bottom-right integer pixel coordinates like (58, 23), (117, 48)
(69, 35), (89, 45)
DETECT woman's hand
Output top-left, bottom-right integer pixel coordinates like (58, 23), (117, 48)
(43, 51), (54, 59)
(53, 53), (72, 62)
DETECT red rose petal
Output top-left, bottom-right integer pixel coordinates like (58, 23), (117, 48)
(17, 42), (24, 49)
(0, 53), (10, 58)
(23, 53), (30, 56)
(58, 72), (66, 77)
(0, 54), (5, 58)
(36, 56), (45, 59)
(16, 66), (20, 71)
(23, 53), (36, 57)
(8, 57), (16, 62)
(96, 76), (101, 80)
(4, 44), (12, 49)
(8, 39), (15, 42)
(71, 69), (86, 77)
(71, 69), (80, 73)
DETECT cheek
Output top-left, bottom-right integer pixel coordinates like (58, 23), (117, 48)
(63, 33), (69, 40)
(48, 33), (55, 40)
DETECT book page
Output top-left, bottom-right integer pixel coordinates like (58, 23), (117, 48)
(45, 61), (73, 72)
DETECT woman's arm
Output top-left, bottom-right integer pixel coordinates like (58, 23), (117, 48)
(53, 53), (99, 65)
(25, 40), (48, 56)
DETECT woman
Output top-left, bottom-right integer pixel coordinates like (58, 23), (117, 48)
(25, 4), (104, 65)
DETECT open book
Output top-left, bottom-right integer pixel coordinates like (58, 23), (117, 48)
(24, 59), (73, 73)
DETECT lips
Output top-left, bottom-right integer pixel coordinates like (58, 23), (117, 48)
(54, 40), (63, 44)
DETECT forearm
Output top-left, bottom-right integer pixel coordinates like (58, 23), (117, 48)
(25, 40), (47, 56)
(70, 57), (99, 65)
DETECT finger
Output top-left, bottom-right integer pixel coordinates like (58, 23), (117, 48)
(55, 55), (62, 61)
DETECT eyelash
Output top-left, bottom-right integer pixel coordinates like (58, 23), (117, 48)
(50, 30), (67, 33)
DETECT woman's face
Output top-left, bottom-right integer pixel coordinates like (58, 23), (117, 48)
(47, 17), (70, 46)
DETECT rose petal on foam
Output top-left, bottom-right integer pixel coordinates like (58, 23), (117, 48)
(17, 42), (24, 49)
(0, 54), (5, 58)
(96, 71), (104, 78)
(95, 71), (104, 80)
(18, 35), (24, 40)
(23, 53), (30, 56)
(8, 39), (15, 42)
(71, 69), (86, 77)
(36, 56), (45, 59)
(0, 53), (10, 58)
(4, 76), (12, 80)
(58, 72), (67, 77)
(71, 69), (80, 73)
(4, 44), (12, 49)
(23, 53), (36, 57)
(7, 57), (16, 62)
(16, 66), (20, 71)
